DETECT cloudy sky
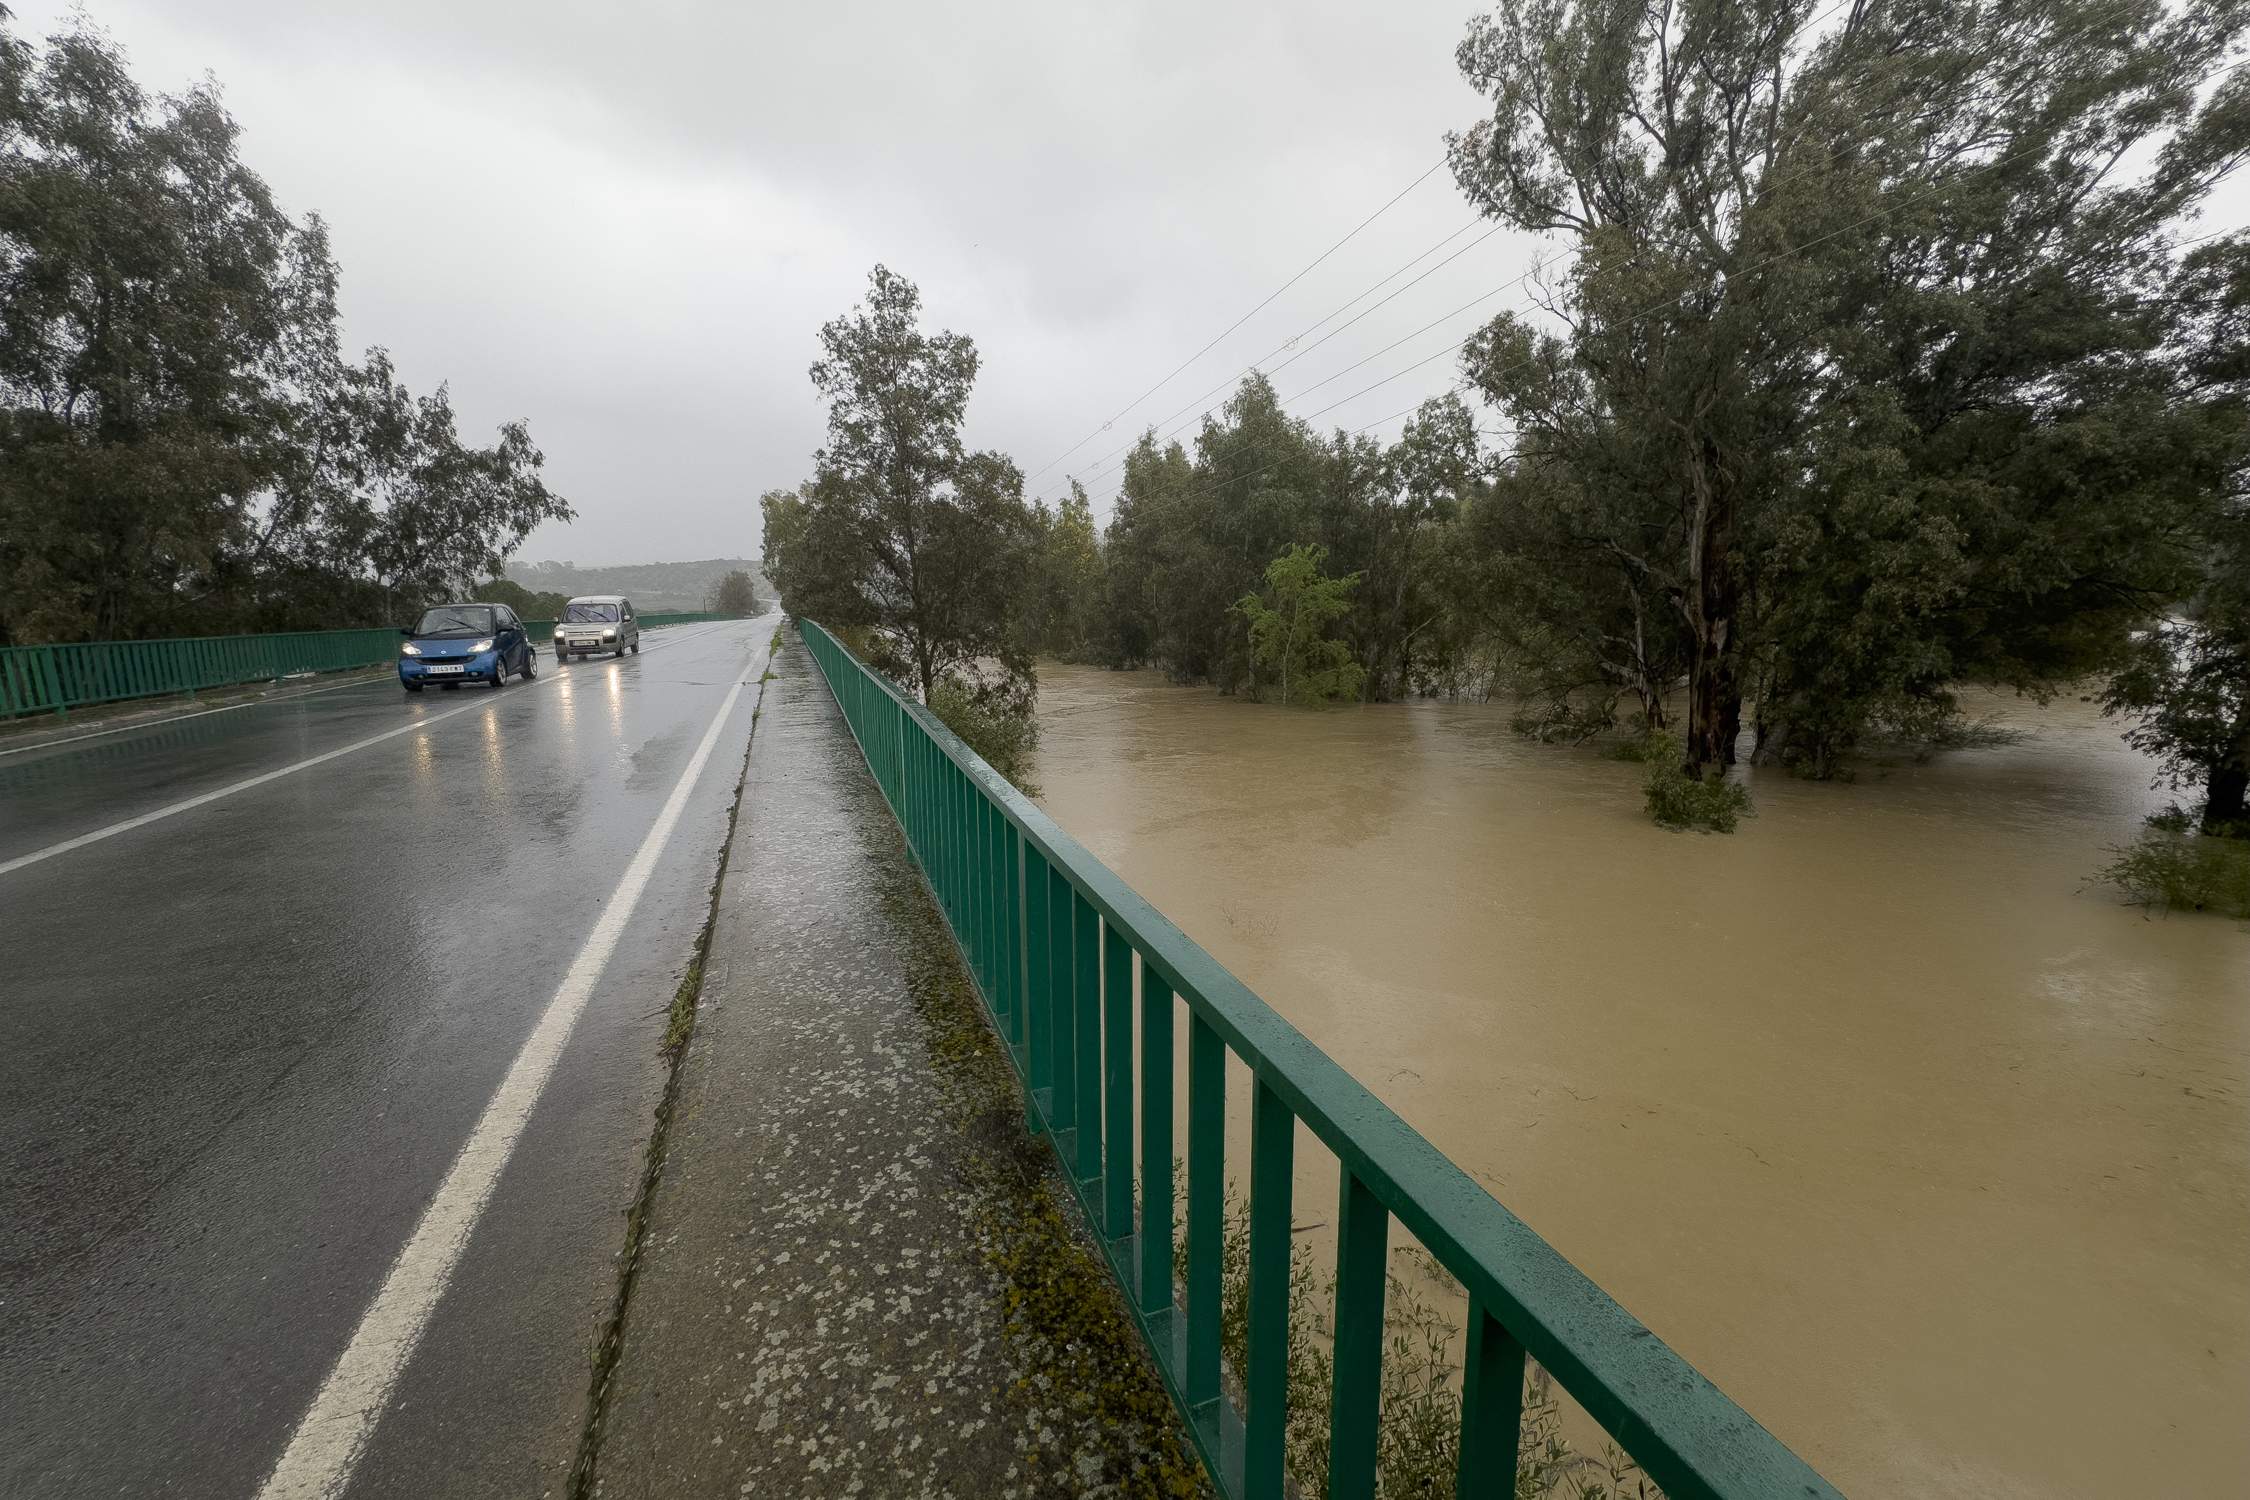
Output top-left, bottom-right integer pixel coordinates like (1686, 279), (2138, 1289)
(14, 0), (1551, 566)
(15, 3), (2245, 570)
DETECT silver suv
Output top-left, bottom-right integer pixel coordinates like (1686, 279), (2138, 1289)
(553, 595), (640, 660)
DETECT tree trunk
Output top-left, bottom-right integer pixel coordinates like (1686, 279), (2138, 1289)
(2204, 725), (2250, 832)
(1681, 477), (1743, 778)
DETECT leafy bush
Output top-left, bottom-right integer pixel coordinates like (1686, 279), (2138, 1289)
(2101, 826), (2250, 919)
(928, 675), (1040, 795)
(1641, 732), (1752, 832)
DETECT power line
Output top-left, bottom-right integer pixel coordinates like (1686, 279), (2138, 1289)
(1057, 0), (1882, 493)
(1024, 155), (1448, 484)
(1054, 215), (1498, 493)
(1082, 0), (2226, 512)
(1295, 51), (2250, 428)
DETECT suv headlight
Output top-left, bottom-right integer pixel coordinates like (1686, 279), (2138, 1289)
(401, 642), (422, 656)
(602, 629), (617, 640)
(471, 638), (495, 653)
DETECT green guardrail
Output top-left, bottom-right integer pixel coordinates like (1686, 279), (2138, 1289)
(798, 619), (1839, 1500)
(0, 612), (745, 718)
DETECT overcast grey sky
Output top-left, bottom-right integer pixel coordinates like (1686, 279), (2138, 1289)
(16, 3), (2247, 570)
(16, 0), (1553, 567)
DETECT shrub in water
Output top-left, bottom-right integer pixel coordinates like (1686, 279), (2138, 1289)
(2101, 826), (2250, 919)
(927, 675), (1041, 795)
(1640, 731), (1752, 832)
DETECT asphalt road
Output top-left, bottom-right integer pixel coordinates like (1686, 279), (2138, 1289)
(0, 612), (779, 1498)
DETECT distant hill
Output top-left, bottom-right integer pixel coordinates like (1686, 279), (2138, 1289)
(506, 558), (767, 613)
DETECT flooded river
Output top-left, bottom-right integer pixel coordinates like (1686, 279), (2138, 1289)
(1030, 666), (2248, 1498)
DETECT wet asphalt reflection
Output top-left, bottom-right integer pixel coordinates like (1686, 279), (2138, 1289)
(0, 614), (776, 1498)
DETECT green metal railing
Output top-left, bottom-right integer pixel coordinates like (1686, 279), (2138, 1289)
(799, 619), (1840, 1500)
(0, 612), (744, 718)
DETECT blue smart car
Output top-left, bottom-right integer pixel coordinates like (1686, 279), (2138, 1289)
(398, 603), (537, 693)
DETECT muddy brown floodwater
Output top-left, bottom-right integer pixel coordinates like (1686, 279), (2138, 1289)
(1030, 664), (2248, 1499)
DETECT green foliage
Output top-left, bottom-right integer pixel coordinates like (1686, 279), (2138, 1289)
(1641, 734), (1753, 833)
(1024, 482), (1105, 660)
(760, 266), (1040, 712)
(927, 675), (1040, 795)
(2101, 826), (2250, 919)
(706, 568), (759, 616)
(0, 16), (567, 644)
(1451, 0), (2250, 781)
(1235, 544), (1366, 705)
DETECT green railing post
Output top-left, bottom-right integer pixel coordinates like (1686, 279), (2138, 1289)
(1072, 893), (1102, 1184)
(1139, 968), (1176, 1315)
(1102, 922), (1134, 1239)
(1327, 1167), (1390, 1500)
(1048, 865), (1075, 1132)
(1186, 1013), (1226, 1418)
(1245, 1080), (1295, 1499)
(1456, 1299), (1528, 1499)
(1025, 850), (1052, 1135)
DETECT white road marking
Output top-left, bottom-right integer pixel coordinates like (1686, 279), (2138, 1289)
(0, 620), (758, 876)
(0, 618), (730, 762)
(0, 673), (392, 758)
(254, 643), (764, 1500)
(0, 699), (495, 877)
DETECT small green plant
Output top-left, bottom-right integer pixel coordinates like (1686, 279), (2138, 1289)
(2100, 825), (2250, 919)
(1640, 732), (1752, 833)
(1181, 1184), (1658, 1498)
(928, 674), (1041, 795)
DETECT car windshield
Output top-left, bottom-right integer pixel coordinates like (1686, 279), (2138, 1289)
(413, 605), (495, 637)
(563, 602), (620, 622)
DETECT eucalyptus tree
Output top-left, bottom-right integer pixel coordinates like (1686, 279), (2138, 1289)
(762, 266), (1040, 709)
(1449, 0), (2250, 780)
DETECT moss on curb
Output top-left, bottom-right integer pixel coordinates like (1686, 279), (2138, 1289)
(861, 798), (1212, 1498)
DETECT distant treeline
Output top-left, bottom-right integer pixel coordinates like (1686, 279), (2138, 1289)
(0, 17), (570, 647)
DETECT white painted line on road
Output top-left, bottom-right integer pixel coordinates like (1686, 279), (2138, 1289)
(252, 644), (764, 1500)
(0, 698), (495, 878)
(0, 618), (769, 877)
(0, 618), (737, 762)
(0, 673), (393, 758)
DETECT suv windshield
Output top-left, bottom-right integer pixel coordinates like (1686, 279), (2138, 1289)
(413, 605), (495, 637)
(563, 602), (620, 622)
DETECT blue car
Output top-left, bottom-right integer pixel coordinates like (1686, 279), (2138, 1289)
(398, 602), (537, 693)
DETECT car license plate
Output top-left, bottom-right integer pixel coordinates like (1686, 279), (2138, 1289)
(427, 664), (466, 675)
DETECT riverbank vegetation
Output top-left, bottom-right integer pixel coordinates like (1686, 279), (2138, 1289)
(1047, 0), (2250, 848)
(0, 17), (570, 646)
(762, 2), (2247, 862)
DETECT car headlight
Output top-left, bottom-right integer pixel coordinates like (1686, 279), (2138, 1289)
(401, 642), (422, 656)
(553, 629), (565, 639)
(602, 629), (617, 639)
(471, 638), (495, 653)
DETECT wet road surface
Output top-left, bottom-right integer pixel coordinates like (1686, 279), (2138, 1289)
(0, 614), (778, 1498)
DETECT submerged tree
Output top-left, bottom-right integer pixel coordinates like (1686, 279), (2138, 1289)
(1237, 544), (1365, 706)
(1449, 0), (2250, 784)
